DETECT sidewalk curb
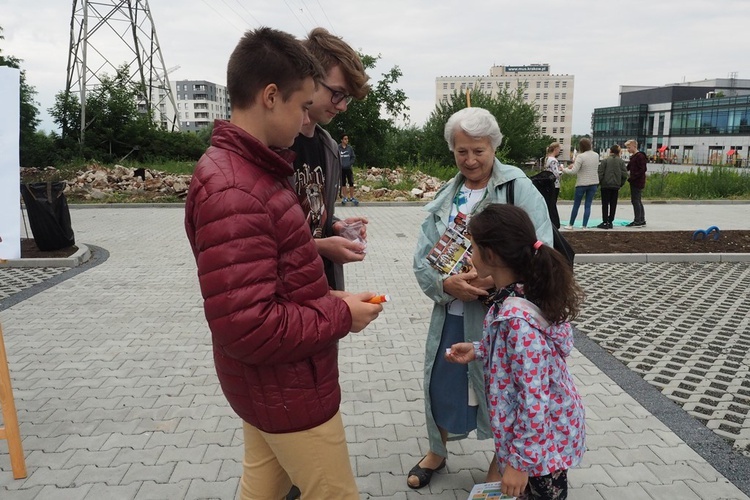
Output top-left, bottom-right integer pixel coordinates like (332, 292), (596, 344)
(578, 252), (750, 263)
(0, 243), (92, 268)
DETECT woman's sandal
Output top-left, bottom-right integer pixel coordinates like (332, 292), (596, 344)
(407, 455), (447, 489)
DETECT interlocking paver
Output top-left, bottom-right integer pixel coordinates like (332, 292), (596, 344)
(1, 205), (750, 499)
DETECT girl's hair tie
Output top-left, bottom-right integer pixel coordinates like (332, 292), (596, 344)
(533, 240), (543, 255)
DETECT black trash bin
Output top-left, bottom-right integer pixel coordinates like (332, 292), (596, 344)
(20, 182), (75, 251)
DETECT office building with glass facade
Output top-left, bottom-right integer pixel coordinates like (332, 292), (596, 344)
(592, 78), (750, 165)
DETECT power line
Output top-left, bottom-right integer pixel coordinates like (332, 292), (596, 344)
(299, 0), (322, 28)
(281, 0), (310, 33)
(227, 0), (263, 27)
(314, 0), (337, 34)
(216, 0), (257, 29)
(199, 0), (245, 34)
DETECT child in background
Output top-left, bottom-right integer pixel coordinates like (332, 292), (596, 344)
(446, 203), (586, 499)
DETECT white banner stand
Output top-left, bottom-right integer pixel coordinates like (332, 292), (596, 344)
(0, 67), (21, 260)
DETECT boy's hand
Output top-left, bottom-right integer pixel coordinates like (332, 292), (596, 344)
(334, 217), (368, 241)
(501, 465), (528, 498)
(445, 342), (475, 364)
(316, 236), (366, 263)
(343, 292), (382, 332)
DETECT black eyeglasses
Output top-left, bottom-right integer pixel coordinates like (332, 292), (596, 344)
(320, 82), (353, 105)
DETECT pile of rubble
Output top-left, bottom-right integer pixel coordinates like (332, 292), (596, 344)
(20, 165), (448, 202)
(21, 165), (192, 201)
(357, 167), (444, 201)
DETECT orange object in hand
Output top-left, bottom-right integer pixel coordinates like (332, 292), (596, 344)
(366, 294), (390, 304)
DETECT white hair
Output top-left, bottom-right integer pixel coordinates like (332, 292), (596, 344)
(444, 107), (503, 151)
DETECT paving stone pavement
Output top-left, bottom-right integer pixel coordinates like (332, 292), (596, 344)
(0, 204), (749, 499)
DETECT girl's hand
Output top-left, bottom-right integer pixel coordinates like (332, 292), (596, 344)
(445, 342), (475, 364)
(501, 465), (528, 498)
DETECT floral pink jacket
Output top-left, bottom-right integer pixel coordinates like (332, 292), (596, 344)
(475, 297), (586, 477)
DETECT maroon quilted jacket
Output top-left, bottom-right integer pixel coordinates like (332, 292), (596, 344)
(184, 120), (352, 433)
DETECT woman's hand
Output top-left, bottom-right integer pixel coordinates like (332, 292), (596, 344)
(501, 465), (529, 498)
(445, 342), (475, 364)
(443, 272), (490, 302)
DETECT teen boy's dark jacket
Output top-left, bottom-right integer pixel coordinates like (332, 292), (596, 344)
(184, 120), (353, 433)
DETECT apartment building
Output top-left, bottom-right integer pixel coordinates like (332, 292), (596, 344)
(436, 64), (575, 153)
(160, 80), (231, 132)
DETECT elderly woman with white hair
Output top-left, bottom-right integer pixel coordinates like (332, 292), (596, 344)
(409, 107), (553, 490)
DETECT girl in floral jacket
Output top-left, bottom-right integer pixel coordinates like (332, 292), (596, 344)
(446, 203), (586, 499)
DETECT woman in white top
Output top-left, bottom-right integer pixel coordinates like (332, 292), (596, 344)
(563, 138), (599, 229)
(545, 142), (563, 228)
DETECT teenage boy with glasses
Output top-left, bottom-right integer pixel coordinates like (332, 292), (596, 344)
(290, 27), (371, 293)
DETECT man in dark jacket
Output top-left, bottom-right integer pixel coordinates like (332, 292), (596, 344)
(291, 28), (371, 291)
(625, 139), (648, 226)
(184, 28), (382, 500)
(597, 144), (629, 229)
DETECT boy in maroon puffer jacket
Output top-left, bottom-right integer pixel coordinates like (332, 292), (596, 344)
(184, 27), (382, 500)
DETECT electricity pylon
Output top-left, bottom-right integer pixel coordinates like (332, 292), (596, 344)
(65, 0), (179, 145)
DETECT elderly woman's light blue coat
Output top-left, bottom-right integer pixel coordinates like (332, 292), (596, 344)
(412, 158), (553, 456)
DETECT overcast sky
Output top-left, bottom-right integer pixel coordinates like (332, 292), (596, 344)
(2, 0), (749, 136)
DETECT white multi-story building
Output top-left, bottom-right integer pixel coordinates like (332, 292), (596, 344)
(160, 80), (231, 132)
(436, 64), (574, 154)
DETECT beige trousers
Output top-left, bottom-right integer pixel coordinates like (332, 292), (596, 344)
(238, 411), (359, 499)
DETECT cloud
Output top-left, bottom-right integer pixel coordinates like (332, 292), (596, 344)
(3, 0), (750, 135)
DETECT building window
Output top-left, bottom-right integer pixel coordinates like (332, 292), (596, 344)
(542, 104), (548, 112)
(553, 116), (558, 122)
(543, 93), (548, 100)
(562, 93), (567, 99)
(560, 127), (565, 133)
(505, 82), (511, 89)
(561, 104), (567, 112)
(523, 93), (528, 100)
(553, 127), (558, 134)
(560, 138), (564, 144)
(450, 83), (455, 89)
(536, 81), (541, 88)
(544, 81), (549, 88)
(554, 93), (560, 100)
(542, 116), (547, 122)
(524, 82), (529, 88)
(555, 81), (560, 88)
(554, 104), (559, 112)
(442, 83), (448, 89)
(560, 115), (566, 122)
(542, 127), (547, 133)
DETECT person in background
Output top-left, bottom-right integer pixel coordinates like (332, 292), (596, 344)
(339, 134), (358, 205)
(410, 107), (552, 490)
(544, 142), (563, 228)
(562, 137), (599, 229)
(596, 144), (628, 229)
(291, 27), (370, 291)
(625, 139), (648, 227)
(183, 27), (382, 500)
(446, 203), (586, 499)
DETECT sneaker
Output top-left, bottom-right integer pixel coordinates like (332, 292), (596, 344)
(563, 225), (574, 230)
(342, 198), (348, 205)
(606, 222), (613, 229)
(596, 222), (609, 229)
(626, 221), (637, 227)
(352, 197), (359, 206)
(637, 221), (647, 227)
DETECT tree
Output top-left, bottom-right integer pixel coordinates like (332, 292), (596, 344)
(1, 26), (42, 166)
(323, 53), (409, 167)
(420, 86), (548, 167)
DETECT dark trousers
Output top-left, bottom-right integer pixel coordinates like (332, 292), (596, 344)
(600, 188), (619, 223)
(549, 187), (561, 229)
(630, 186), (645, 223)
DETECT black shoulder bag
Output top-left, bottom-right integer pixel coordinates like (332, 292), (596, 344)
(505, 179), (575, 268)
